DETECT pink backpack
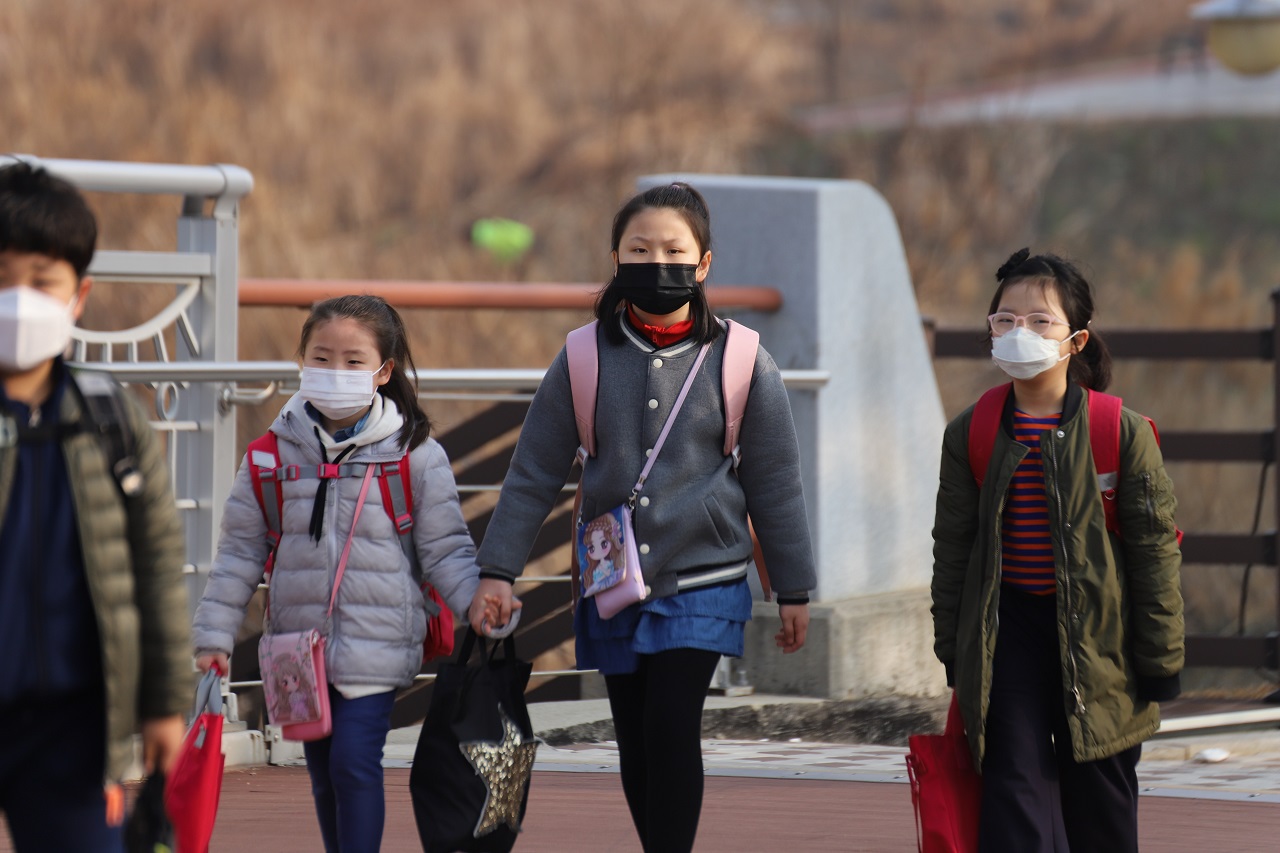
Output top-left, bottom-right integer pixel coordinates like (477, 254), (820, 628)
(564, 319), (774, 597)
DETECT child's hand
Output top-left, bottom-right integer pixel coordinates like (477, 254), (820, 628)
(469, 578), (522, 636)
(195, 652), (229, 675)
(141, 714), (186, 775)
(774, 604), (810, 654)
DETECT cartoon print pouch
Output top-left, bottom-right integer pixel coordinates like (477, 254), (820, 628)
(578, 503), (647, 619)
(258, 629), (329, 736)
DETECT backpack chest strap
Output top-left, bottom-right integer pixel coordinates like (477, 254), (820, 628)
(259, 461), (399, 482)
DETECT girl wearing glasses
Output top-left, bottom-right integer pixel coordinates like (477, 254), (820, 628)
(930, 248), (1183, 853)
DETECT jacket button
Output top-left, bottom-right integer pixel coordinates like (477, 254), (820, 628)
(652, 358), (663, 368)
(1065, 522), (1072, 529)
(639, 496), (650, 507)
(645, 448), (653, 457)
(648, 399), (659, 409)
(639, 543), (650, 555)
(1057, 430), (1065, 438)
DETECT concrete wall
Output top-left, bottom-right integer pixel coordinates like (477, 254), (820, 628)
(639, 174), (948, 698)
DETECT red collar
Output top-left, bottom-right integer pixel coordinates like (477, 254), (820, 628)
(626, 306), (694, 348)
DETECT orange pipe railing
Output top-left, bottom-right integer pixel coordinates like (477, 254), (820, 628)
(239, 279), (783, 312)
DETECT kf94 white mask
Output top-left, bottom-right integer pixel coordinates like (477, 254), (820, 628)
(0, 286), (78, 371)
(299, 364), (385, 420)
(991, 327), (1079, 380)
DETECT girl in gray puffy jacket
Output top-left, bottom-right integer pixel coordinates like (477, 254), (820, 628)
(193, 295), (511, 852)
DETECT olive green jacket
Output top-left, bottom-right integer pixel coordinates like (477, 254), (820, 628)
(0, 371), (191, 781)
(931, 382), (1184, 765)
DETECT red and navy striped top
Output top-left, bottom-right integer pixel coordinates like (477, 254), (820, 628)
(1001, 410), (1061, 595)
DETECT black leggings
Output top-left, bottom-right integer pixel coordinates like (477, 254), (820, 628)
(604, 648), (722, 853)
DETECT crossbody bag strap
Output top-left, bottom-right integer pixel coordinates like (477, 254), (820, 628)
(630, 342), (711, 500)
(327, 463), (377, 618)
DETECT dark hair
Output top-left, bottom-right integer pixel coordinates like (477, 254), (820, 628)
(594, 182), (721, 345)
(0, 162), (98, 279)
(986, 247), (1112, 391)
(298, 295), (431, 450)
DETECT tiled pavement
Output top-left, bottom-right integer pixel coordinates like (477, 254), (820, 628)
(385, 734), (1280, 804)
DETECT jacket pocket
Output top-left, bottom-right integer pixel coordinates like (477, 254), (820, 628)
(702, 494), (738, 549)
(1126, 467), (1176, 542)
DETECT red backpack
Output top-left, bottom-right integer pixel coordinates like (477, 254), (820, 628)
(245, 431), (455, 662)
(967, 383), (1182, 544)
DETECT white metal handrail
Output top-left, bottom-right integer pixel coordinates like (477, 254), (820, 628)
(70, 361), (832, 391)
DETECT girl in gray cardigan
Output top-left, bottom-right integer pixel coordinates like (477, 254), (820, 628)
(193, 296), (506, 852)
(478, 183), (817, 853)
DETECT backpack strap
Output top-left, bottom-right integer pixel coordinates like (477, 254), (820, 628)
(69, 369), (144, 498)
(246, 431), (285, 576)
(565, 321), (600, 458)
(377, 450), (420, 578)
(967, 383), (1011, 489)
(721, 319), (760, 461)
(1087, 390), (1124, 537)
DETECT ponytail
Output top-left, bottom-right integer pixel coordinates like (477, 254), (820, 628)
(1070, 328), (1112, 392)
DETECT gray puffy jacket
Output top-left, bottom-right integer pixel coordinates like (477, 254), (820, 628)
(193, 393), (481, 689)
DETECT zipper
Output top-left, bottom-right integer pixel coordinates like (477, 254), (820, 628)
(31, 404), (48, 693)
(984, 490), (1007, 634)
(1046, 431), (1086, 717)
(1142, 473), (1155, 535)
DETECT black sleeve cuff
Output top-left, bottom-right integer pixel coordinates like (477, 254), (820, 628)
(1137, 672), (1182, 702)
(477, 571), (515, 584)
(944, 662), (955, 688)
(775, 595), (810, 606)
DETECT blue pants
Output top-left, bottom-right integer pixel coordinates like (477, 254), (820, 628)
(979, 587), (1141, 853)
(303, 686), (396, 853)
(0, 690), (122, 853)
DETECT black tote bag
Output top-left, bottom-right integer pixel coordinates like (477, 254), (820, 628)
(410, 629), (537, 853)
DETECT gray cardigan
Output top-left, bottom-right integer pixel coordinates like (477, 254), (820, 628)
(193, 393), (482, 690)
(477, 315), (816, 599)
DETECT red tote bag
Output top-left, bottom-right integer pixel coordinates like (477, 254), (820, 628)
(166, 667), (226, 853)
(906, 692), (982, 853)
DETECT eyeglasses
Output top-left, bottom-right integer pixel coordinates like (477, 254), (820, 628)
(988, 312), (1070, 337)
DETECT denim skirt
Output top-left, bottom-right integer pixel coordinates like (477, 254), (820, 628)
(574, 577), (753, 676)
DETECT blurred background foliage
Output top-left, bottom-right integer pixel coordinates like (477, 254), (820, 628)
(4, 0), (1277, 656)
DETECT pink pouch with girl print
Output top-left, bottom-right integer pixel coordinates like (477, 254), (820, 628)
(259, 628), (330, 740)
(578, 503), (647, 619)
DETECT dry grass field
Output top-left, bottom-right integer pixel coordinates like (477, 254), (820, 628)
(4, 0), (1277, 679)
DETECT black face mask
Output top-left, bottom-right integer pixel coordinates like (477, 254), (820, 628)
(613, 263), (700, 316)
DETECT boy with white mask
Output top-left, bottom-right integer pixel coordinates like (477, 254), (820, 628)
(0, 162), (191, 851)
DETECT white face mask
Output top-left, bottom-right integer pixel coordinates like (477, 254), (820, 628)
(991, 327), (1079, 380)
(0, 286), (78, 371)
(299, 363), (385, 420)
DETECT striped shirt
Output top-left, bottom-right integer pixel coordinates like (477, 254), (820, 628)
(1001, 410), (1061, 595)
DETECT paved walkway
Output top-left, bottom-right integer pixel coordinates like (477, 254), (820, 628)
(5, 696), (1280, 850)
(197, 763), (1280, 852)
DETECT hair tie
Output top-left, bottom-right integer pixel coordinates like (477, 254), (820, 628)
(995, 247), (1032, 282)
